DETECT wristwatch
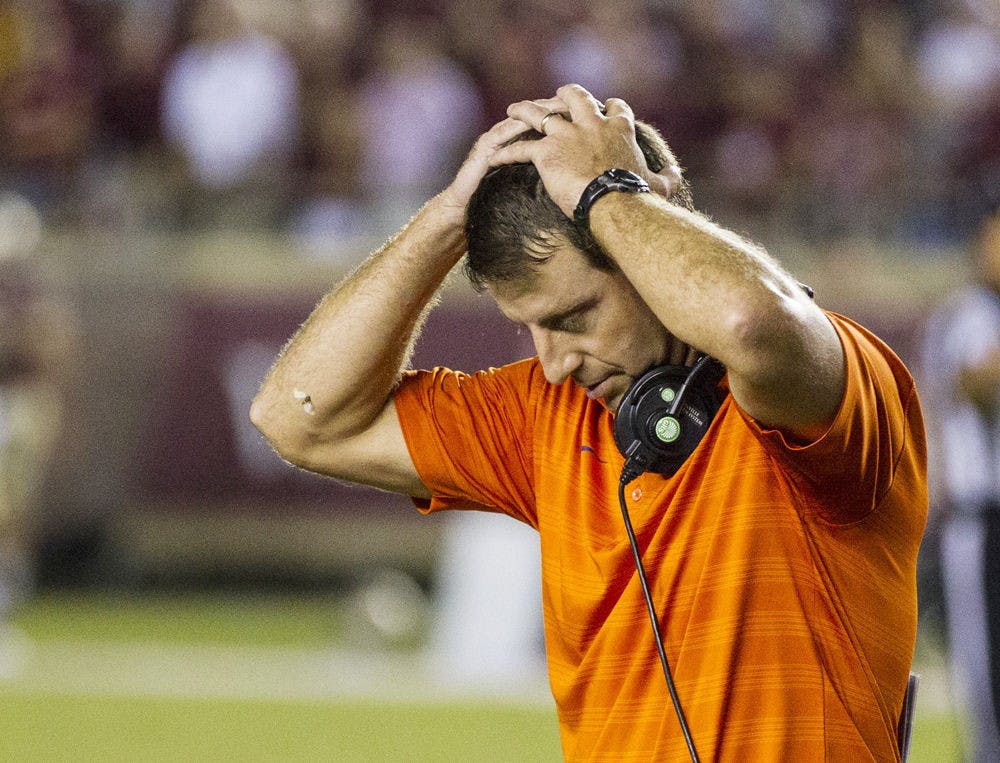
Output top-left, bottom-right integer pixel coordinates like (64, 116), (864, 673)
(573, 168), (651, 230)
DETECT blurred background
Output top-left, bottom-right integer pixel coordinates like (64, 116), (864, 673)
(0, 0), (997, 759)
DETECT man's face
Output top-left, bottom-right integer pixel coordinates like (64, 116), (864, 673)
(488, 241), (676, 412)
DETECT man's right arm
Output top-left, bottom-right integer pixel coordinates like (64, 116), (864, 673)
(249, 117), (530, 497)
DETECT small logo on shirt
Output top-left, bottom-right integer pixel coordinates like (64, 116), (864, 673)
(580, 445), (607, 463)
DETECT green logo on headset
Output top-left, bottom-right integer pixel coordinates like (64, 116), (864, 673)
(655, 416), (681, 443)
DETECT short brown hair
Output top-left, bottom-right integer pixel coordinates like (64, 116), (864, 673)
(464, 120), (691, 290)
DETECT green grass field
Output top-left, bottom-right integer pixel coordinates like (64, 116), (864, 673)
(0, 591), (963, 761)
(0, 694), (562, 761)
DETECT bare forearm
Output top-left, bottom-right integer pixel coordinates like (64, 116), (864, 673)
(589, 190), (843, 438)
(251, 195), (465, 449)
(249, 115), (535, 482)
(589, 192), (809, 375)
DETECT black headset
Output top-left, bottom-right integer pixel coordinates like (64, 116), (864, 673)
(612, 283), (811, 482)
(613, 354), (726, 484)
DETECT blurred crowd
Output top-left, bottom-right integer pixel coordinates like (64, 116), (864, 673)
(0, 0), (998, 253)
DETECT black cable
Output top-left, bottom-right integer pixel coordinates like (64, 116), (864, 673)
(618, 474), (700, 763)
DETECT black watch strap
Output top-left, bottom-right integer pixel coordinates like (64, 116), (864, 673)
(573, 168), (651, 229)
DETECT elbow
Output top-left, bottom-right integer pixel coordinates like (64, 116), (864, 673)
(248, 391), (315, 467)
(248, 393), (273, 441)
(249, 387), (365, 472)
(249, 392), (284, 454)
(723, 290), (813, 381)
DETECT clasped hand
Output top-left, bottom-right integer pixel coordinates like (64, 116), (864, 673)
(440, 83), (682, 224)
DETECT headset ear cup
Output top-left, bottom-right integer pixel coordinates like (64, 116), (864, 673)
(613, 360), (725, 479)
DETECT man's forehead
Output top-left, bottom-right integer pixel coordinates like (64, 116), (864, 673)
(488, 277), (551, 323)
(489, 268), (600, 326)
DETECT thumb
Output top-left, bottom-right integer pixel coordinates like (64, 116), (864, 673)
(647, 165), (684, 199)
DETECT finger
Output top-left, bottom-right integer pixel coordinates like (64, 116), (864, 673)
(454, 117), (531, 186)
(506, 100), (569, 133)
(603, 97), (634, 121)
(506, 96), (567, 116)
(647, 168), (681, 199)
(463, 117), (531, 166)
(539, 110), (572, 136)
(488, 140), (537, 167)
(483, 116), (533, 146)
(555, 83), (603, 121)
(647, 174), (669, 197)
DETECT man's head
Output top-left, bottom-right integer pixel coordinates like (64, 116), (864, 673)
(463, 119), (693, 411)
(464, 120), (689, 290)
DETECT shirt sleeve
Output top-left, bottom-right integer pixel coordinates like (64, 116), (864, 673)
(392, 358), (540, 527)
(735, 312), (922, 524)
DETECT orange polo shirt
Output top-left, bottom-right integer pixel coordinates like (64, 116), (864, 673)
(393, 313), (927, 761)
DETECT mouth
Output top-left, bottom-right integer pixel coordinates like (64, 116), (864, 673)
(584, 376), (619, 402)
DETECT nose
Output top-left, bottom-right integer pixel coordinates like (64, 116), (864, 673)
(532, 328), (583, 385)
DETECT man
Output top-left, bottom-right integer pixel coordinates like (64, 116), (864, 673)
(921, 206), (1000, 761)
(251, 85), (927, 760)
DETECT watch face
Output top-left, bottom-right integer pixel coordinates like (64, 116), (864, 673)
(575, 170), (652, 227)
(607, 168), (645, 185)
(607, 178), (645, 191)
(608, 170), (650, 194)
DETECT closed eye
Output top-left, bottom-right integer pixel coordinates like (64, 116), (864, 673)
(552, 313), (587, 333)
(538, 298), (598, 334)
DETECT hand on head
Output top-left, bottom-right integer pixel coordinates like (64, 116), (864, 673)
(438, 116), (529, 222)
(492, 84), (683, 218)
(440, 84), (682, 228)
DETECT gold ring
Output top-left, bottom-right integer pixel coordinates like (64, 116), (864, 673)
(539, 111), (563, 134)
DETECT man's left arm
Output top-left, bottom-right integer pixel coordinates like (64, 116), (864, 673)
(590, 191), (845, 443)
(495, 84), (844, 443)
